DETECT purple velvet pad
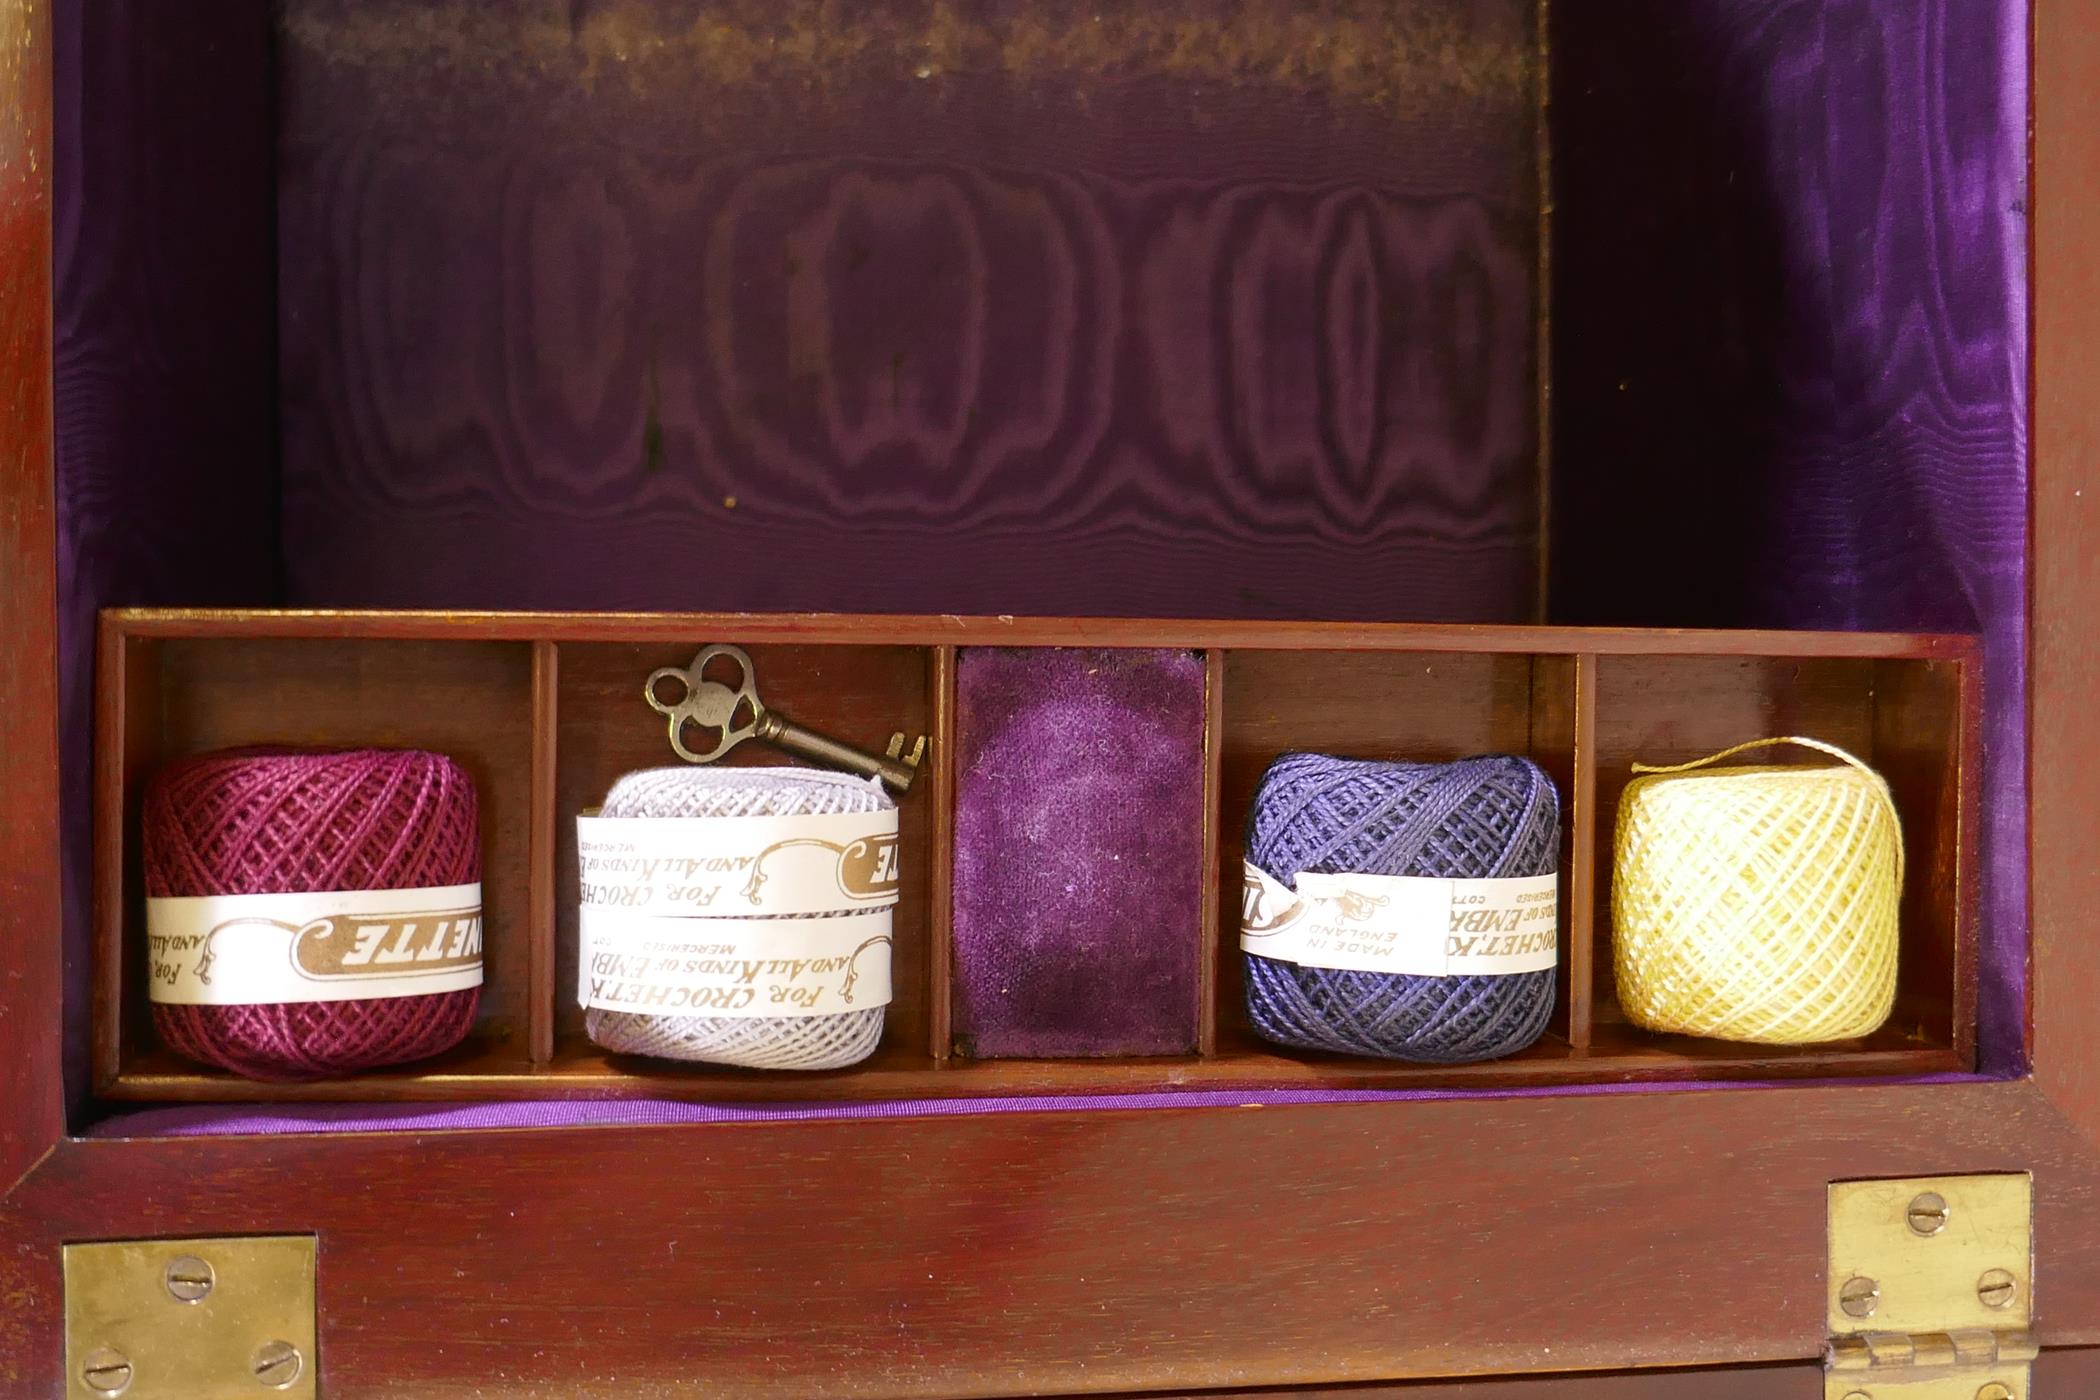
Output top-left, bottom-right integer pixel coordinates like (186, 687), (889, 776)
(952, 648), (1208, 1057)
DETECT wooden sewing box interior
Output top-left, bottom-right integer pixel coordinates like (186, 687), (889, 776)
(4, 2), (2098, 1398)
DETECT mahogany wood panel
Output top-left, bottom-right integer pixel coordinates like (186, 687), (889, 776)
(2031, 0), (2100, 1135)
(929, 645), (958, 1060)
(1563, 655), (1598, 1048)
(1127, 1366), (1816, 1398)
(97, 609), (1986, 656)
(1142, 1351), (2091, 1393)
(6, 1078), (2100, 1398)
(0, 0), (61, 1194)
(99, 1035), (1964, 1105)
(527, 640), (559, 1064)
(1197, 648), (1226, 1057)
(1141, 1348), (2100, 1395)
(3, 5), (2092, 1398)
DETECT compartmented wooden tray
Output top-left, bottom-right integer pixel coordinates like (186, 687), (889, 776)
(93, 610), (1980, 1102)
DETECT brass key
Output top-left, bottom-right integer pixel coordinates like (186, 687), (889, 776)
(644, 644), (926, 793)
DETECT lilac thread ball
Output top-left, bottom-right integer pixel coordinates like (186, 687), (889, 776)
(1243, 752), (1560, 1063)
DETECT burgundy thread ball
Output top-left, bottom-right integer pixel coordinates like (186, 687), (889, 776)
(144, 748), (482, 1081)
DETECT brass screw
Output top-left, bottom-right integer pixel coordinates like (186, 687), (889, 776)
(1978, 1268), (2020, 1310)
(80, 1347), (133, 1396)
(1842, 1391), (1872, 1400)
(1838, 1275), (1881, 1318)
(252, 1340), (304, 1390)
(1907, 1191), (1950, 1236)
(1977, 1383), (2015, 1400)
(164, 1253), (215, 1303)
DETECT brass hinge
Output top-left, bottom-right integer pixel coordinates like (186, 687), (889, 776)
(1827, 1174), (2034, 1400)
(63, 1235), (317, 1398)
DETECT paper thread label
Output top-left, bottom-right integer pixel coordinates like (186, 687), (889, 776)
(1240, 863), (1557, 977)
(146, 883), (485, 1005)
(577, 812), (900, 917)
(576, 810), (899, 1017)
(579, 908), (893, 1017)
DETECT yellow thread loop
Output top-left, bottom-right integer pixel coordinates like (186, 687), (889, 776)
(1611, 736), (1902, 1045)
(1631, 735), (1877, 778)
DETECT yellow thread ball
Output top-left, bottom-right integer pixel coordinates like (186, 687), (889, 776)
(1611, 744), (1901, 1045)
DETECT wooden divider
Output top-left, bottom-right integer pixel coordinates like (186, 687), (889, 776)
(91, 610), (1980, 1103)
(1198, 648), (1227, 1058)
(527, 640), (558, 1067)
(926, 644), (959, 1063)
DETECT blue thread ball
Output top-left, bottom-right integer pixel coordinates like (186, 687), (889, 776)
(1243, 752), (1561, 1063)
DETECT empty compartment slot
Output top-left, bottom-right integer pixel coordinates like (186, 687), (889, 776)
(550, 640), (938, 1080)
(1214, 650), (1582, 1071)
(100, 635), (536, 1093)
(1590, 653), (1971, 1072)
(950, 647), (1209, 1059)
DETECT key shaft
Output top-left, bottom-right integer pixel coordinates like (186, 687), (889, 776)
(756, 712), (919, 792)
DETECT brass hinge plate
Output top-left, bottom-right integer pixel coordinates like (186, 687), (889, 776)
(63, 1235), (317, 1399)
(1826, 1174), (2033, 1400)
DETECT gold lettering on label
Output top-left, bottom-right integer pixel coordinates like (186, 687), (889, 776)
(582, 920), (893, 1014)
(1333, 890), (1390, 922)
(1240, 870), (1305, 937)
(287, 908), (484, 980)
(343, 923), (387, 966)
(370, 923), (420, 965)
(742, 831), (903, 904)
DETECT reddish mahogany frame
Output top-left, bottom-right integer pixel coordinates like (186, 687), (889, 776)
(5, 7), (2100, 1400)
(89, 610), (1980, 1104)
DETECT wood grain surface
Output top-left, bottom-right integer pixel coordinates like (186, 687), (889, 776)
(1126, 1347), (2100, 1396)
(1126, 1366), (1818, 1398)
(7, 1077), (2100, 1397)
(2031, 0), (2100, 1139)
(96, 608), (1983, 656)
(0, 0), (61, 1195)
(3, 2), (2090, 1398)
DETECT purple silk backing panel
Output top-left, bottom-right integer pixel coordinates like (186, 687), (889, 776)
(52, 3), (282, 1111)
(273, 0), (1541, 622)
(91, 1072), (1985, 1138)
(1549, 2), (2030, 1072)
